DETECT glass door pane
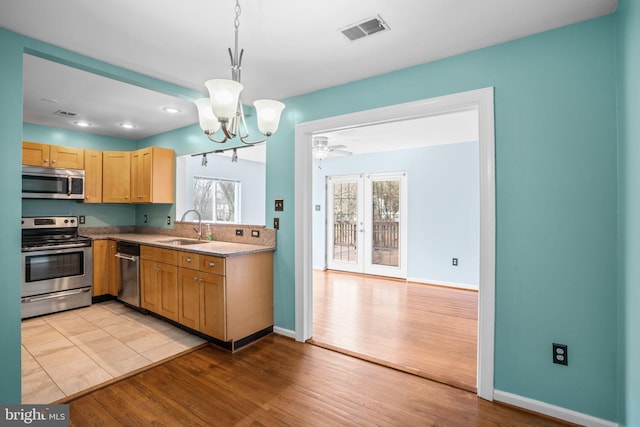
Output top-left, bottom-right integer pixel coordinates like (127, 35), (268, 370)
(333, 181), (358, 263)
(363, 172), (407, 278)
(327, 175), (364, 273)
(371, 178), (400, 267)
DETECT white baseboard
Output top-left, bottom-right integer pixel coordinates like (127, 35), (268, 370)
(273, 326), (296, 339)
(407, 277), (479, 291)
(494, 390), (617, 427)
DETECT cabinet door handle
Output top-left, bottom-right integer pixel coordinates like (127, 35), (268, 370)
(52, 159), (57, 164)
(208, 262), (215, 267)
(43, 159), (49, 163)
(186, 257), (192, 262)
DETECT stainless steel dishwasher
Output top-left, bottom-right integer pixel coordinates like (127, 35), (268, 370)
(115, 241), (140, 308)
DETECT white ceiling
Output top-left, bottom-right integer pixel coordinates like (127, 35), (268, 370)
(1, 0), (617, 151)
(317, 109), (479, 156)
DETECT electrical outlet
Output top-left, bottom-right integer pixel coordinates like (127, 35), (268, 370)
(553, 343), (568, 366)
(79, 215), (85, 224)
(274, 217), (280, 230)
(167, 216), (171, 225)
(235, 229), (244, 236)
(144, 214), (148, 224)
(251, 230), (260, 238)
(452, 258), (458, 266)
(275, 199), (284, 212)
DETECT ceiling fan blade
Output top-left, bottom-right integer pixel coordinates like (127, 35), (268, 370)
(330, 149), (352, 156)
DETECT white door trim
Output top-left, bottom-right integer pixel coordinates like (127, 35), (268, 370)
(294, 87), (496, 400)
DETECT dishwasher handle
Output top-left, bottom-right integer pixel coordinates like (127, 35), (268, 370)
(115, 253), (137, 262)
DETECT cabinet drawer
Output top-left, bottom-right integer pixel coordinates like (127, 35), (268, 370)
(178, 251), (200, 270)
(141, 245), (178, 264)
(200, 255), (225, 276)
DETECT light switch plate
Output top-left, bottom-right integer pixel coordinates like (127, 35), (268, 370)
(275, 199), (284, 211)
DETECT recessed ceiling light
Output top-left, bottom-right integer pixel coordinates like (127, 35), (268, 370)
(120, 123), (136, 129)
(73, 121), (92, 127)
(40, 97), (58, 104)
(163, 107), (181, 114)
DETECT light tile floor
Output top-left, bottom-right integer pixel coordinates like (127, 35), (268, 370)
(21, 301), (206, 403)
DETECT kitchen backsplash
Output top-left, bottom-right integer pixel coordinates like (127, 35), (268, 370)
(80, 222), (276, 247)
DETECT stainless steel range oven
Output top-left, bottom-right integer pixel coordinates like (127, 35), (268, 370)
(21, 216), (93, 319)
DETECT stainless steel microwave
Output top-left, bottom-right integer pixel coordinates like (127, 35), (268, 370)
(22, 166), (85, 199)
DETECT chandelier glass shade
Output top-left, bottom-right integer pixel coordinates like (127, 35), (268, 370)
(194, 0), (285, 145)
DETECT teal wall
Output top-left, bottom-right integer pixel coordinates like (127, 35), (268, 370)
(0, 27), (26, 405)
(0, 11), (630, 424)
(274, 17), (619, 421)
(616, 0), (640, 425)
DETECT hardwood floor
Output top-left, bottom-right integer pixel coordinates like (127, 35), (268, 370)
(67, 334), (574, 426)
(311, 270), (478, 392)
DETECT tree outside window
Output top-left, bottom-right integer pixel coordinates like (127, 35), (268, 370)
(193, 176), (241, 223)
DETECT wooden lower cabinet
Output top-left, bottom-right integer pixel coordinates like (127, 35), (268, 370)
(93, 240), (110, 296)
(142, 244), (273, 348)
(199, 272), (226, 339)
(178, 267), (226, 340)
(177, 268), (200, 330)
(141, 258), (179, 322)
(93, 239), (119, 297)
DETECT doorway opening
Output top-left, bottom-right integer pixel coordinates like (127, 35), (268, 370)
(294, 87), (496, 400)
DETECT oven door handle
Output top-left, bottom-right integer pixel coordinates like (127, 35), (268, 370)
(115, 253), (137, 262)
(22, 242), (91, 252)
(22, 287), (91, 303)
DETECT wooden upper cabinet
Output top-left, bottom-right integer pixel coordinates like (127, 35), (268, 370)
(50, 145), (84, 169)
(22, 141), (50, 167)
(131, 147), (174, 204)
(84, 149), (103, 203)
(102, 151), (131, 203)
(22, 142), (173, 204)
(22, 141), (84, 169)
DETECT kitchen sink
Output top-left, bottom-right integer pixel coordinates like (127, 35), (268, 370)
(156, 238), (204, 246)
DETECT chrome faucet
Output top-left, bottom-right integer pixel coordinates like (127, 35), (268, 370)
(180, 209), (203, 240)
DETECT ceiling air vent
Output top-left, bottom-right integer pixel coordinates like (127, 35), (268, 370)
(340, 15), (389, 42)
(53, 110), (77, 117)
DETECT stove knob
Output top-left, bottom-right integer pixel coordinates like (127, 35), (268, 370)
(70, 219), (75, 223)
(64, 219), (69, 224)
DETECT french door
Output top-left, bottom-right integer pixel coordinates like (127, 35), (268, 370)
(326, 172), (407, 278)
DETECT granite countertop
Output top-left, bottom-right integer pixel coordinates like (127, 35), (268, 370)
(89, 233), (275, 257)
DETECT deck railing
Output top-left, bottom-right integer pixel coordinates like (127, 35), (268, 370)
(333, 220), (399, 250)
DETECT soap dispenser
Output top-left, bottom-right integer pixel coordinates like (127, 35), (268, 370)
(205, 224), (213, 241)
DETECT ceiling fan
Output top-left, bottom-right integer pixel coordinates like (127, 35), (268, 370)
(312, 136), (352, 159)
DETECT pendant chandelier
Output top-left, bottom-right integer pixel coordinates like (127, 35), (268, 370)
(194, 0), (285, 145)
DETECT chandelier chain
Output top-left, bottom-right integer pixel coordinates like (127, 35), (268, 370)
(194, 0), (284, 149)
(234, 0), (241, 30)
